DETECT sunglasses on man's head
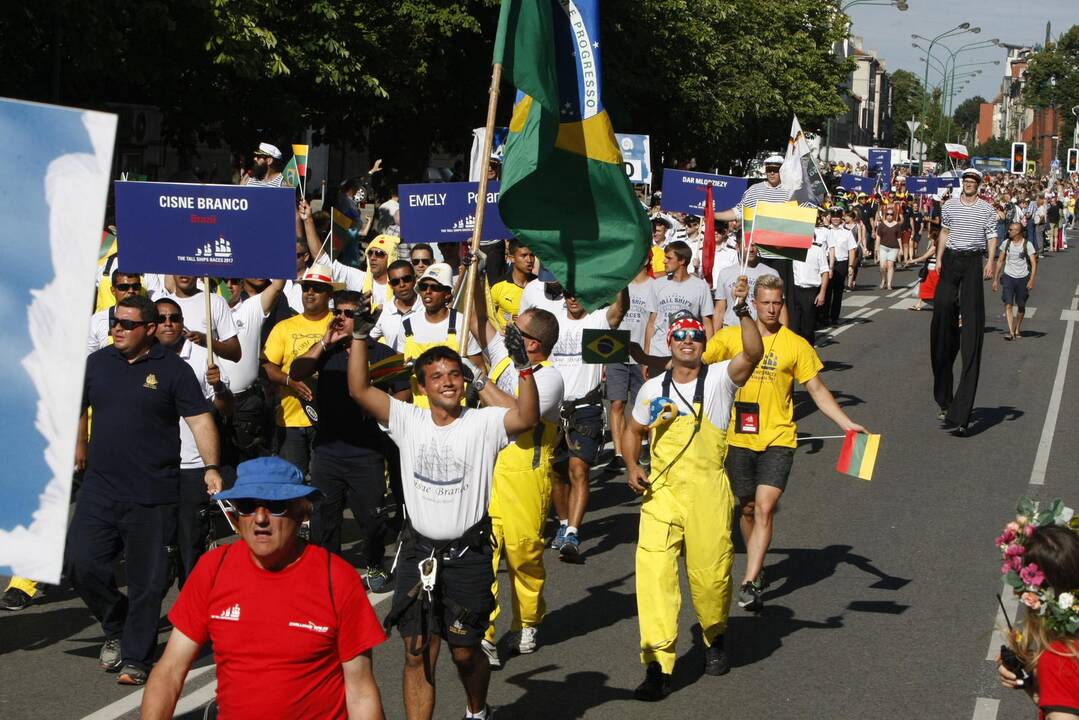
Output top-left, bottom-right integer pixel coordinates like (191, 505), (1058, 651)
(113, 283), (141, 292)
(389, 275), (415, 287)
(109, 317), (150, 330)
(332, 308), (357, 318)
(301, 282), (331, 293)
(368, 249), (387, 258)
(671, 329), (705, 342)
(229, 499), (291, 516)
(157, 313), (183, 324)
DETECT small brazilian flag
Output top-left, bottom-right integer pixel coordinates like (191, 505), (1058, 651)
(281, 156), (300, 189)
(836, 430), (881, 481)
(493, 0), (649, 311)
(581, 329), (629, 364)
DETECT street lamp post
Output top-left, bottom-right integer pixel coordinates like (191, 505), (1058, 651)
(916, 23), (975, 167)
(939, 39), (1000, 153)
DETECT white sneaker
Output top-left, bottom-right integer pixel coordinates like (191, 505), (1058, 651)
(517, 626), (538, 654)
(481, 639), (501, 668)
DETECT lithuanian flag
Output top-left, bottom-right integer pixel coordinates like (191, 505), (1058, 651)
(281, 156), (300, 189)
(493, 0), (649, 310)
(292, 144), (308, 176)
(749, 201), (816, 262)
(836, 430), (881, 481)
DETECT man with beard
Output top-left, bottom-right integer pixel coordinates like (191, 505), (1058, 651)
(241, 143), (285, 188)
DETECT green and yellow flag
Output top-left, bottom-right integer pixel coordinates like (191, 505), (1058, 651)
(281, 156), (300, 189)
(493, 0), (649, 310)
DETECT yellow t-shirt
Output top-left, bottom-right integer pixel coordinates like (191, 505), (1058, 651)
(649, 245), (666, 275)
(262, 312), (332, 428)
(702, 325), (822, 450)
(489, 279), (525, 329)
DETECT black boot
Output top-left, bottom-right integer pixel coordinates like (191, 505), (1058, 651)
(704, 634), (730, 676)
(634, 661), (671, 701)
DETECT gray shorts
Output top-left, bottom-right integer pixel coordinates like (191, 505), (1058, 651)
(604, 362), (644, 403)
(724, 445), (795, 499)
(555, 404), (604, 466)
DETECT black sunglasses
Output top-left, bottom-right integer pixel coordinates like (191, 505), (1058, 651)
(671, 329), (706, 342)
(367, 249), (387, 258)
(157, 313), (183, 323)
(109, 317), (150, 330)
(113, 282), (141, 292)
(230, 499), (291, 516)
(417, 282), (445, 293)
(301, 282), (331, 293)
(389, 275), (415, 287)
(411, 257), (433, 266)
(332, 308), (357, 318)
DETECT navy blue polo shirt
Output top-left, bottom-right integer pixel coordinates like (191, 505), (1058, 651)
(82, 342), (211, 504)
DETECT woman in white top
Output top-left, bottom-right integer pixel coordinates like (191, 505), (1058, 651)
(992, 221), (1038, 341)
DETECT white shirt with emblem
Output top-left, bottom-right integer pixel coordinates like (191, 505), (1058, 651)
(551, 308), (611, 401)
(217, 294), (270, 392)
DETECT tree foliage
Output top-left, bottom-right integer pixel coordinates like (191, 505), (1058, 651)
(1022, 25), (1079, 161)
(889, 69), (926, 148)
(0, 0), (852, 178)
(951, 95), (986, 139)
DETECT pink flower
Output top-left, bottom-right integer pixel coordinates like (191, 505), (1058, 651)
(1010, 556), (1024, 572)
(1007, 521), (1020, 532)
(1005, 544), (1025, 558)
(1024, 524), (1035, 538)
(1021, 592), (1041, 610)
(1001, 560), (1015, 574)
(997, 528), (1017, 546)
(1020, 563), (1046, 587)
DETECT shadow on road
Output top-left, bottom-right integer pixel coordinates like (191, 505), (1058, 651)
(762, 545), (911, 604)
(965, 405), (1024, 437)
(0, 606), (98, 654)
(537, 573), (637, 649)
(497, 664), (635, 718)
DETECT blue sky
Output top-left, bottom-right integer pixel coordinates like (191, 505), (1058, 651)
(847, 2), (1076, 108)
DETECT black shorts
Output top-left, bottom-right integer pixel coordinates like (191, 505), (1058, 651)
(604, 362), (644, 404)
(1001, 274), (1029, 311)
(724, 445), (795, 499)
(388, 541), (494, 647)
(555, 403), (604, 466)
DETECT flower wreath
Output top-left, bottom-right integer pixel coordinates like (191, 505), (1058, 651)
(997, 497), (1079, 636)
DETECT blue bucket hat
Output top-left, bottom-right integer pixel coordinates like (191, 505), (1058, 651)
(215, 457), (320, 502)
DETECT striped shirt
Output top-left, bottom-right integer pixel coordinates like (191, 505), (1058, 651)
(733, 181), (794, 215)
(941, 196), (996, 252)
(244, 173), (285, 188)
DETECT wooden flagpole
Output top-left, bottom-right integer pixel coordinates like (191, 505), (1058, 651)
(203, 276), (215, 369)
(458, 63), (503, 357)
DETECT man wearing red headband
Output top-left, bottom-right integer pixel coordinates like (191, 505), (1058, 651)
(622, 277), (764, 701)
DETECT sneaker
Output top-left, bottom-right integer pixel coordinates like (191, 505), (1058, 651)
(559, 532), (581, 562)
(480, 639), (501, 669)
(737, 580), (763, 611)
(517, 626), (537, 654)
(608, 455), (626, 471)
(461, 705), (495, 720)
(99, 638), (123, 672)
(0, 587), (34, 611)
(117, 664), (147, 685)
(633, 661), (671, 702)
(937, 407), (948, 422)
(703, 636), (730, 676)
(549, 525), (567, 551)
(365, 567), (390, 593)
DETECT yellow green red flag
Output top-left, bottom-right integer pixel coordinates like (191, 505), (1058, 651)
(836, 430), (881, 481)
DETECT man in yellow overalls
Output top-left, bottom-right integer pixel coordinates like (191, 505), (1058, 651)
(622, 278), (763, 702)
(469, 305), (564, 666)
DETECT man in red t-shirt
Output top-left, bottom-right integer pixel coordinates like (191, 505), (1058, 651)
(140, 457), (386, 719)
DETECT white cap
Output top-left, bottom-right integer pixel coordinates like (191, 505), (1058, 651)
(764, 154), (785, 165)
(299, 263), (344, 290)
(255, 142), (283, 160)
(417, 262), (454, 289)
(960, 167), (983, 182)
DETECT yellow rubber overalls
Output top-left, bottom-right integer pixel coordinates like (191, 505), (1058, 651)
(402, 310), (461, 409)
(485, 357), (558, 642)
(636, 365), (735, 673)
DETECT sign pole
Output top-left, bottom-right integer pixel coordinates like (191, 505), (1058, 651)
(458, 62), (503, 357)
(203, 276), (215, 368)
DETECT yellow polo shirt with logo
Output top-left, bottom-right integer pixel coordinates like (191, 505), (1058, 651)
(702, 325), (822, 451)
(489, 279), (527, 329)
(262, 311), (332, 427)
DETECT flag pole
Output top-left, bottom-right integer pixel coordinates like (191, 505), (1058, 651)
(203, 276), (215, 369)
(458, 62), (503, 357)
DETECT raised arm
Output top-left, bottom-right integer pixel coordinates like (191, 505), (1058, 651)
(347, 310), (391, 426)
(259, 279), (287, 315)
(499, 325), (540, 435)
(605, 287), (630, 328)
(205, 364), (233, 418)
(724, 277), (764, 386)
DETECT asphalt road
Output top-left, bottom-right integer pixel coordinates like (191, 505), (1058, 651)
(3, 228), (1078, 720)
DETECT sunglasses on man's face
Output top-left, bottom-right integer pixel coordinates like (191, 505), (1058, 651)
(113, 283), (141, 292)
(417, 283), (444, 293)
(367, 249), (387, 258)
(389, 275), (415, 287)
(411, 257), (433, 266)
(332, 308), (357, 319)
(109, 317), (150, 331)
(230, 499), (291, 516)
(157, 313), (183, 324)
(301, 283), (331, 293)
(671, 329), (705, 343)
(765, 166), (781, 173)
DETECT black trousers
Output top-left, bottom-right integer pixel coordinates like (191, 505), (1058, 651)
(227, 387), (273, 463)
(827, 261), (848, 324)
(758, 256), (795, 319)
(930, 248), (985, 426)
(275, 426), (315, 475)
(791, 285), (820, 345)
(177, 468), (210, 587)
(310, 450), (387, 566)
(66, 490), (177, 671)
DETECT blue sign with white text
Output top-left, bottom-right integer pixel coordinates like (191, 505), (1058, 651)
(399, 181), (511, 242)
(114, 182), (297, 278)
(868, 148), (892, 181)
(660, 169), (749, 215)
(839, 174), (878, 194)
(615, 134), (652, 185)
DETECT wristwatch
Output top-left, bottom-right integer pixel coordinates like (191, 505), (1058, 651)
(473, 374), (489, 392)
(203, 464), (220, 473)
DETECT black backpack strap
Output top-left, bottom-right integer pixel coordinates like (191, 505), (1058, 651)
(693, 364), (708, 405)
(402, 317), (414, 338)
(661, 370), (672, 397)
(448, 309), (458, 335)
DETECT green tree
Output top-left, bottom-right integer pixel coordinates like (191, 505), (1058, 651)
(889, 69), (926, 149)
(1023, 24), (1079, 161)
(951, 95), (987, 142)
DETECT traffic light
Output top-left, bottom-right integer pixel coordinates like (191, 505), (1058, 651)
(1068, 148), (1079, 175)
(1010, 142), (1027, 175)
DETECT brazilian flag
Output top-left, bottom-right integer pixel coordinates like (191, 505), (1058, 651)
(493, 0), (649, 310)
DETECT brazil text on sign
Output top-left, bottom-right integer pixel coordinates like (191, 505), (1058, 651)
(660, 169), (749, 216)
(399, 181), (511, 243)
(114, 181), (297, 279)
(581, 329), (630, 364)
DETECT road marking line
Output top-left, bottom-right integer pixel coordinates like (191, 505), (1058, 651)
(80, 589), (394, 720)
(1030, 307), (1077, 486)
(986, 580), (1018, 660)
(971, 697), (999, 720)
(862, 308), (882, 318)
(887, 287), (906, 297)
(890, 298), (919, 310)
(840, 294), (877, 307)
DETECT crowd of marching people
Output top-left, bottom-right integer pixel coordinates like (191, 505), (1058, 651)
(3, 139), (1079, 719)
